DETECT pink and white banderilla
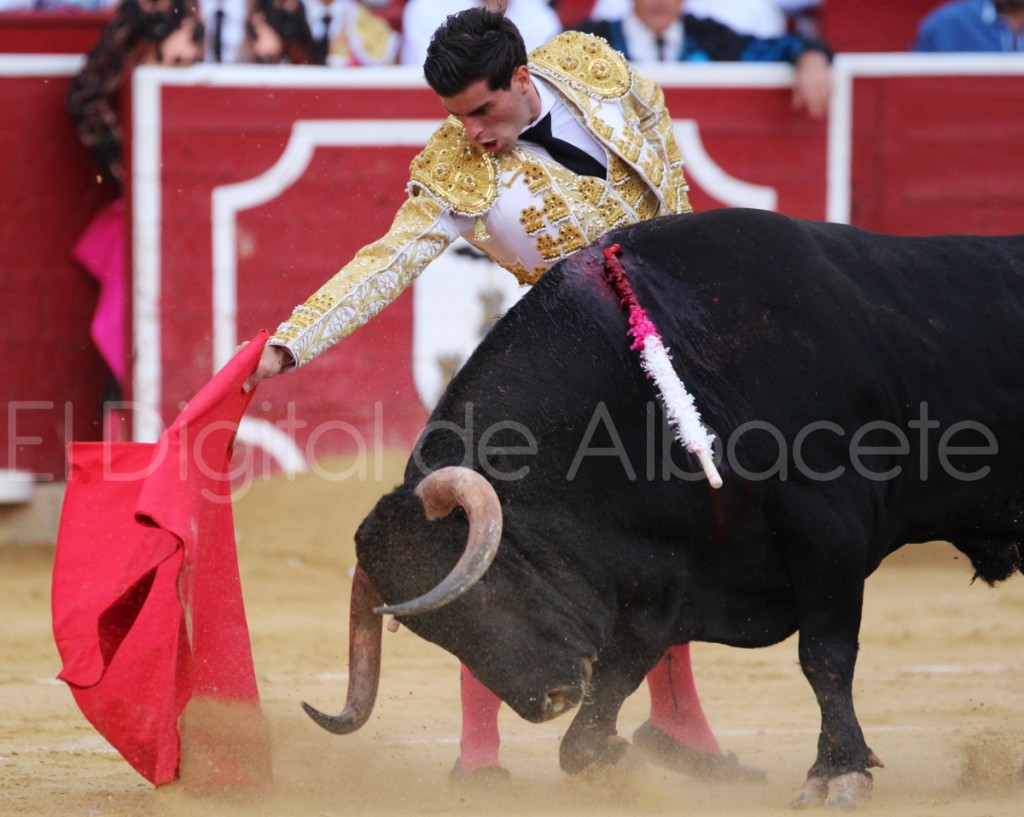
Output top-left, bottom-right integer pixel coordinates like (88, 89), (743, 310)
(602, 244), (723, 489)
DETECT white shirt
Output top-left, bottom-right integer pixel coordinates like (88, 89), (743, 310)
(683, 0), (795, 38)
(399, 0), (562, 67)
(619, 12), (684, 62)
(587, 0), (820, 34)
(200, 0), (249, 64)
(303, 0), (341, 43)
(519, 77), (607, 170)
(588, 0), (629, 20)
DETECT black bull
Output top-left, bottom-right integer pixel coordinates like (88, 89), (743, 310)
(304, 208), (1024, 800)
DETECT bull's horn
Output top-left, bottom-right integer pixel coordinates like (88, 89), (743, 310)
(301, 564), (383, 734)
(375, 466), (502, 617)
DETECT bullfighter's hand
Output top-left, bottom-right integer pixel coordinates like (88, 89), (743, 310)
(243, 344), (295, 392)
(792, 50), (832, 119)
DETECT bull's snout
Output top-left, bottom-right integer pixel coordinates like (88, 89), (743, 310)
(537, 655), (593, 721)
(540, 684), (584, 720)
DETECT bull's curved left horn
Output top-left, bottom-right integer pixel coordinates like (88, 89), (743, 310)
(301, 564), (383, 734)
(375, 466), (502, 617)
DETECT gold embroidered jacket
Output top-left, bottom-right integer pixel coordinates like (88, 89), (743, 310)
(273, 31), (691, 367)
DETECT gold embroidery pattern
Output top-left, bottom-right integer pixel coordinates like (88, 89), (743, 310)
(520, 205), (546, 235)
(521, 162), (550, 195)
(607, 155), (631, 185)
(638, 153), (664, 189)
(273, 195), (449, 366)
(542, 192), (570, 224)
(507, 262), (545, 285)
(353, 5), (397, 63)
(409, 120), (498, 216)
(576, 176), (606, 206)
(616, 174), (646, 208)
(529, 31), (631, 100)
(598, 195), (627, 227)
(590, 115), (615, 143)
(558, 223), (587, 255)
(615, 126), (644, 163)
(633, 188), (661, 222)
(501, 148), (672, 272)
(536, 234), (561, 261)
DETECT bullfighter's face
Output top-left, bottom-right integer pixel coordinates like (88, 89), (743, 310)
(438, 64), (540, 156)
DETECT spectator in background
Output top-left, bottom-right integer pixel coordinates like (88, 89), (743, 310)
(573, 0), (834, 118)
(242, 0), (313, 62)
(301, 0), (399, 65)
(67, 0), (204, 193)
(399, 0), (562, 66)
(912, 0), (1024, 52)
(683, 0), (821, 38)
(66, 0), (205, 410)
(574, 0), (822, 36)
(199, 0), (248, 62)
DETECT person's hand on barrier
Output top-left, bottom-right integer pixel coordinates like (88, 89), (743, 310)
(792, 50), (832, 119)
(242, 344), (295, 392)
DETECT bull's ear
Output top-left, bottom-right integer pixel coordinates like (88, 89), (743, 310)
(374, 467), (503, 617)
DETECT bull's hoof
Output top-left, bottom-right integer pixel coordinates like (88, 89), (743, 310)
(569, 747), (648, 802)
(825, 772), (873, 810)
(631, 721), (766, 783)
(791, 776), (828, 809)
(561, 733), (631, 775)
(448, 759), (512, 787)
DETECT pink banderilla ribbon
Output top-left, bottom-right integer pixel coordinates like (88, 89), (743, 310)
(602, 244), (722, 489)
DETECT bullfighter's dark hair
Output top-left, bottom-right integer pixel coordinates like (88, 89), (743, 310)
(423, 6), (527, 98)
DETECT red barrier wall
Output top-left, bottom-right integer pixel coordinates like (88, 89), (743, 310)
(2, 56), (118, 479)
(0, 11), (110, 54)
(821, 0), (941, 53)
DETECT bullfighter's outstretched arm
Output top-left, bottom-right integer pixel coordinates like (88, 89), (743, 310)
(269, 194), (459, 369)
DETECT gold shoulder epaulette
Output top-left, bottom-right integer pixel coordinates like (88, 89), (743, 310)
(528, 30), (631, 100)
(408, 118), (499, 217)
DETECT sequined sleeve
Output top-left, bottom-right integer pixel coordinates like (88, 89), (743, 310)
(270, 194), (455, 367)
(632, 74), (692, 215)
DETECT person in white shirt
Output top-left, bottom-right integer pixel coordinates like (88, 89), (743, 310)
(574, 0), (833, 118)
(683, 0), (821, 37)
(199, 0), (248, 62)
(586, 0), (821, 37)
(399, 0), (562, 66)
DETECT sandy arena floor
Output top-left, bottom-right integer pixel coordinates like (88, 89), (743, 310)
(2, 450), (1023, 817)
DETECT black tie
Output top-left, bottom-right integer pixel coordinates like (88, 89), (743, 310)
(317, 14), (332, 64)
(519, 114), (606, 180)
(655, 35), (667, 61)
(212, 8), (224, 63)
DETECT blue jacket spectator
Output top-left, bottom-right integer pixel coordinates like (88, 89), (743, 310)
(912, 0), (1024, 52)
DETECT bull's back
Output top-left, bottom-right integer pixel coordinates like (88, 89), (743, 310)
(579, 210), (1024, 422)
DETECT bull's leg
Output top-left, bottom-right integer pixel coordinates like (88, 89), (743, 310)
(793, 585), (880, 808)
(559, 642), (659, 775)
